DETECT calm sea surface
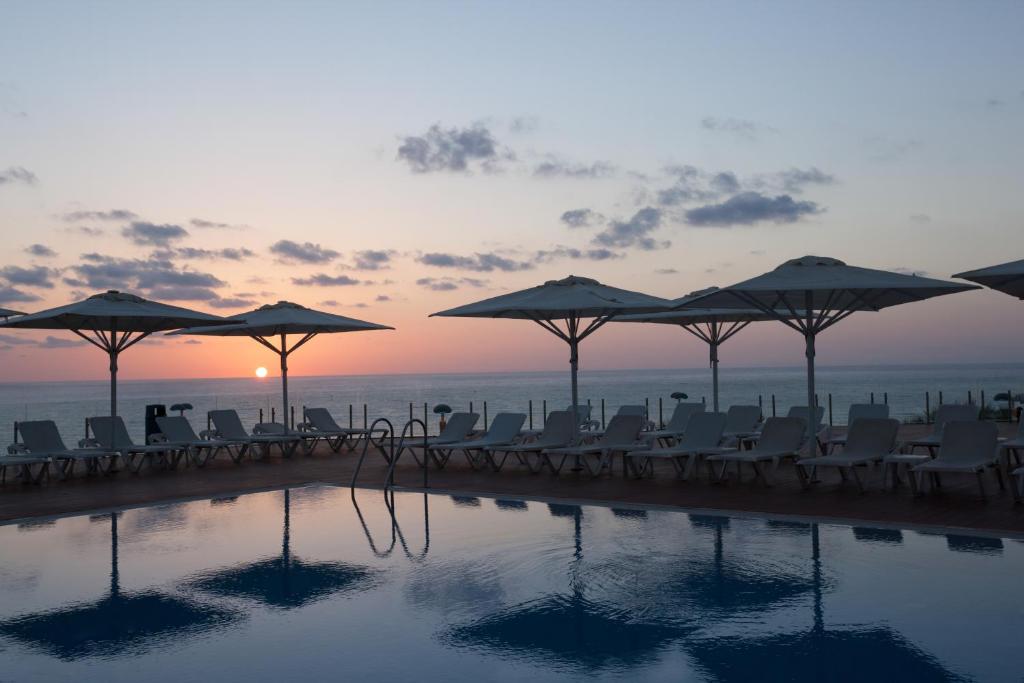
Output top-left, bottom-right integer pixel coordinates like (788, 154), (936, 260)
(1, 364), (1023, 446)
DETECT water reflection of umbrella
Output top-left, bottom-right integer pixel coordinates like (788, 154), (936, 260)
(686, 525), (959, 681)
(190, 489), (378, 608)
(0, 513), (236, 661)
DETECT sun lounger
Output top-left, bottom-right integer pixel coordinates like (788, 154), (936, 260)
(903, 404), (979, 454)
(705, 416), (806, 486)
(720, 405), (762, 446)
(429, 413), (526, 470)
(997, 419), (1024, 474)
(88, 415), (182, 473)
(156, 415), (247, 466)
(487, 411), (575, 473)
(624, 412), (727, 480)
(911, 421), (1003, 498)
(301, 407), (384, 453)
(822, 403), (890, 451)
(542, 414), (646, 476)
(643, 402), (705, 446)
(16, 420), (119, 478)
(208, 410), (301, 459)
(399, 412), (479, 466)
(1, 446), (51, 485)
(796, 418), (900, 492)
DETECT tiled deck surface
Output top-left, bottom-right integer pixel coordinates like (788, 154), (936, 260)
(3, 423), (1023, 534)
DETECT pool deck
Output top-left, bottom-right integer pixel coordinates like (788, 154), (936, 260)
(2, 423), (1023, 534)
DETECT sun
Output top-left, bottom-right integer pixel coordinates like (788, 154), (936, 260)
(255, 366), (268, 378)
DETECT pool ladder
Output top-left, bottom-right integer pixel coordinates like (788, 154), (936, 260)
(349, 417), (430, 491)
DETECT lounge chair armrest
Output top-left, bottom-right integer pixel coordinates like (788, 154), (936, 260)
(78, 438), (100, 449)
(582, 420), (600, 431)
(200, 429), (219, 440)
(147, 433), (168, 445)
(7, 443), (28, 455)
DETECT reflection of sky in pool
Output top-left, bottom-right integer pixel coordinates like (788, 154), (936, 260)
(0, 486), (1020, 681)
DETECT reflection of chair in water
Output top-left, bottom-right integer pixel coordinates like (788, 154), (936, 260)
(494, 499), (528, 511)
(852, 527), (904, 545)
(0, 512), (236, 661)
(945, 534), (1003, 555)
(450, 495), (481, 507)
(189, 489), (378, 609)
(611, 508), (647, 519)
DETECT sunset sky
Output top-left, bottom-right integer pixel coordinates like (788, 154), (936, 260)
(1, 1), (1022, 383)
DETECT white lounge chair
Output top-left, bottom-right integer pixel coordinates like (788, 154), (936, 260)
(430, 413), (526, 470)
(997, 418), (1024, 474)
(301, 407), (384, 453)
(208, 410), (301, 459)
(487, 411), (575, 473)
(644, 402), (705, 446)
(705, 416), (806, 486)
(542, 414), (646, 476)
(88, 415), (182, 473)
(16, 420), (118, 478)
(624, 412), (727, 480)
(911, 421), (1003, 498)
(400, 412), (479, 466)
(903, 404), (979, 455)
(796, 418), (900, 492)
(823, 403), (890, 452)
(156, 415), (247, 466)
(721, 405), (762, 446)
(1, 447), (51, 485)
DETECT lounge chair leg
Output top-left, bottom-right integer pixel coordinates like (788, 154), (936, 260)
(908, 468), (920, 496)
(850, 466), (865, 494)
(994, 465), (1005, 492)
(976, 470), (987, 500)
(796, 463), (810, 489)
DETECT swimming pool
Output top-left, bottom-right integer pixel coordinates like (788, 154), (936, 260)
(0, 486), (1020, 682)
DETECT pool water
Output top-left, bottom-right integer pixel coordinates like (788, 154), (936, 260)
(0, 486), (1020, 682)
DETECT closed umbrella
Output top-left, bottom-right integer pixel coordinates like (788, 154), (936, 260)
(431, 276), (672, 436)
(170, 301), (392, 428)
(954, 259), (1024, 299)
(680, 257), (978, 447)
(0, 290), (230, 417)
(615, 287), (799, 411)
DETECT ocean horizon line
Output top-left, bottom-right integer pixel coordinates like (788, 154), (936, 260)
(2, 359), (1023, 388)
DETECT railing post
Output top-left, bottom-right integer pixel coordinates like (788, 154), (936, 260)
(290, 405), (295, 430)
(967, 390), (973, 406)
(363, 403), (368, 429)
(658, 397), (664, 429)
(925, 392), (930, 423)
(828, 393), (833, 426)
(483, 401), (488, 429)
(1009, 390), (1015, 422)
(423, 402), (428, 428)
(771, 394), (777, 417)
(979, 390), (985, 415)
(349, 403), (353, 428)
(528, 400), (533, 430)
(600, 398), (605, 429)
(408, 402), (413, 423)
(259, 408), (264, 423)
(870, 392), (875, 404)
(542, 400), (547, 425)
(884, 392), (888, 405)
(938, 390), (944, 406)
(469, 401), (473, 415)
(758, 395), (763, 418)
(645, 397), (650, 423)
(271, 407), (275, 423)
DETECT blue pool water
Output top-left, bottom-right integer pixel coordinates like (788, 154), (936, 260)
(0, 486), (1020, 682)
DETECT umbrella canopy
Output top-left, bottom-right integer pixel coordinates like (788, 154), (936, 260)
(679, 257), (977, 446)
(615, 287), (798, 410)
(431, 276), (672, 436)
(0, 307), (24, 320)
(170, 301), (392, 428)
(954, 259), (1024, 299)
(0, 290), (230, 416)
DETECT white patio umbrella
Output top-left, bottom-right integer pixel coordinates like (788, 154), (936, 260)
(954, 259), (1024, 299)
(679, 256), (978, 445)
(0, 307), (24, 320)
(431, 276), (673, 436)
(614, 287), (798, 411)
(0, 290), (230, 417)
(170, 301), (392, 428)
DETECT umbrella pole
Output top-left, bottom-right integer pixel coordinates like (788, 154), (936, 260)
(109, 347), (118, 418)
(710, 340), (720, 413)
(569, 329), (580, 441)
(280, 333), (289, 429)
(805, 298), (817, 456)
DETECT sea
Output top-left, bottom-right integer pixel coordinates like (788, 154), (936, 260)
(2, 363), (1023, 447)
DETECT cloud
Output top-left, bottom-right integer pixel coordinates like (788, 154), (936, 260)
(657, 165), (717, 206)
(774, 167), (835, 193)
(685, 192), (821, 227)
(658, 165), (835, 206)
(352, 249), (395, 271)
(559, 208), (603, 229)
(0, 167), (37, 186)
(416, 277), (487, 291)
(534, 246), (623, 262)
(375, 294), (392, 302)
(172, 247), (255, 261)
(508, 116), (539, 134)
(654, 268), (678, 275)
(292, 274), (361, 287)
(68, 253), (226, 295)
(592, 207), (667, 250)
(0, 265), (55, 288)
(417, 251), (533, 272)
(122, 221), (189, 246)
(0, 333), (34, 346)
(189, 218), (240, 229)
(181, 339), (202, 345)
(319, 299), (340, 307)
(65, 226), (105, 236)
(710, 171), (740, 194)
(909, 213), (931, 224)
(24, 244), (56, 258)
(61, 209), (137, 222)
(208, 297), (256, 309)
(270, 240), (340, 264)
(38, 335), (87, 348)
(701, 117), (773, 141)
(532, 158), (616, 179)
(397, 123), (512, 174)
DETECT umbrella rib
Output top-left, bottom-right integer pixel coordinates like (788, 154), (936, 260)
(119, 331), (151, 353)
(72, 329), (108, 352)
(90, 329), (114, 351)
(577, 313), (611, 341)
(681, 323), (713, 345)
(527, 315), (569, 342)
(250, 334), (283, 355)
(287, 332), (318, 355)
(731, 290), (804, 333)
(718, 320), (751, 344)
